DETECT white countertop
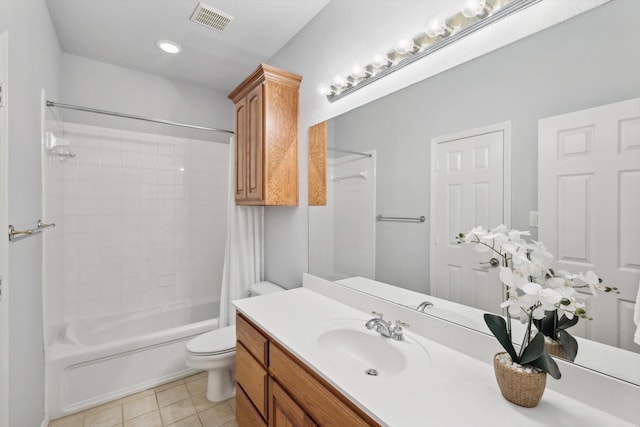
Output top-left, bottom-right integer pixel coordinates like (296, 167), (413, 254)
(233, 288), (635, 427)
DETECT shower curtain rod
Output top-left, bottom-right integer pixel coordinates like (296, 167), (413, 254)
(46, 101), (235, 135)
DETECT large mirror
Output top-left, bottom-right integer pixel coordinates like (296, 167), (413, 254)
(309, 1), (640, 385)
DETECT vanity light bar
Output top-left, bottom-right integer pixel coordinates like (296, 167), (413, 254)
(320, 0), (542, 103)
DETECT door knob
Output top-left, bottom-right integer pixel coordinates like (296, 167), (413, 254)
(480, 258), (500, 267)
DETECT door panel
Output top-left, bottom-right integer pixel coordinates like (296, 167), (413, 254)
(235, 99), (247, 201)
(246, 84), (263, 202)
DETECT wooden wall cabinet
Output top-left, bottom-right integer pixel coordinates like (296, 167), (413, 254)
(228, 64), (302, 206)
(235, 313), (378, 427)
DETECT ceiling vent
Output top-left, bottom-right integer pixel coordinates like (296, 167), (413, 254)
(190, 2), (234, 32)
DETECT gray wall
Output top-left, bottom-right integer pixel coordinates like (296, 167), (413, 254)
(265, 0), (640, 290)
(0, 0), (61, 425)
(59, 53), (233, 142)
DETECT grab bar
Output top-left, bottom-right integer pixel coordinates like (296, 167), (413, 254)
(9, 220), (56, 242)
(376, 215), (426, 223)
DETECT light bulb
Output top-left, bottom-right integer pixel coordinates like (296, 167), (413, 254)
(371, 52), (390, 68)
(333, 75), (347, 87)
(425, 16), (448, 38)
(351, 63), (365, 78)
(394, 34), (416, 55)
(461, 0), (487, 18)
(316, 83), (331, 96)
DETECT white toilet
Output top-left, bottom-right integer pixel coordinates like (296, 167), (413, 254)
(185, 281), (284, 402)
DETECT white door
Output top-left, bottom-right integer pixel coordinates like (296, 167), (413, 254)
(430, 123), (511, 314)
(539, 98), (640, 352)
(0, 30), (9, 427)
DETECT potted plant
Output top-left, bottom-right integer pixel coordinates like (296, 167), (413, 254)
(457, 225), (617, 407)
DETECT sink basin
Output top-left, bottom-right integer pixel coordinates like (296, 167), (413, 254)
(315, 319), (430, 378)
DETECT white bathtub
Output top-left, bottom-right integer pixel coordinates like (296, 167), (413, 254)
(46, 302), (219, 419)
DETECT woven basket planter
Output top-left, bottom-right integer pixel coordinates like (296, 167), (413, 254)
(544, 339), (568, 360)
(493, 352), (547, 408)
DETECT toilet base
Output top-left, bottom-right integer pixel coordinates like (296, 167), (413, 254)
(205, 365), (236, 402)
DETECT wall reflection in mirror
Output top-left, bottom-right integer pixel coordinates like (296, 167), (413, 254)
(308, 1), (640, 386)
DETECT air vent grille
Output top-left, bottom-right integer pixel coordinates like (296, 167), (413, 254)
(190, 2), (234, 33)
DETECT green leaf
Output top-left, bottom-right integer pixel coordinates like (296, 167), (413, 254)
(557, 329), (578, 361)
(528, 351), (562, 380)
(534, 311), (556, 337)
(557, 314), (579, 330)
(520, 332), (545, 365)
(483, 313), (517, 362)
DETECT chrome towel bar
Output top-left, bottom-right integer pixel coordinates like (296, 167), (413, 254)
(376, 215), (426, 223)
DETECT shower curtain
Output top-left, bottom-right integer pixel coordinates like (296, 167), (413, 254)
(219, 137), (264, 327)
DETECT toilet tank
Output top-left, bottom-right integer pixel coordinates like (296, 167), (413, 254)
(248, 281), (285, 297)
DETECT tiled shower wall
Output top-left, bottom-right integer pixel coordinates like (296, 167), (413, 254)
(43, 121), (229, 333)
(309, 153), (376, 280)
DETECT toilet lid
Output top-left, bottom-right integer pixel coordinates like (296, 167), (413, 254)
(187, 326), (236, 356)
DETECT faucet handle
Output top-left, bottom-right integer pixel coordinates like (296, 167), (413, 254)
(391, 320), (408, 341)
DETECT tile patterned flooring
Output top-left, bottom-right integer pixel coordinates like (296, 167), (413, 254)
(48, 372), (238, 427)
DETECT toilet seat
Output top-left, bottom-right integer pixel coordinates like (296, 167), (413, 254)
(187, 326), (236, 356)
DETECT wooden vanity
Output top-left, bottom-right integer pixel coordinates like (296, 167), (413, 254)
(235, 313), (378, 427)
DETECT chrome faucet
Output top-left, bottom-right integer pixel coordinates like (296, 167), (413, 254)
(365, 313), (393, 338)
(365, 312), (408, 341)
(416, 301), (434, 312)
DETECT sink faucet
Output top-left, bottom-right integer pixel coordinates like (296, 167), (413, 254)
(416, 301), (434, 312)
(365, 313), (393, 338)
(365, 312), (408, 341)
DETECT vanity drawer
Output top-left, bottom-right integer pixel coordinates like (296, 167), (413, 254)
(236, 342), (268, 419)
(237, 313), (269, 365)
(236, 384), (267, 427)
(269, 343), (378, 427)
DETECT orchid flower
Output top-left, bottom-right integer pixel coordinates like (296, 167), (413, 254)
(457, 224), (616, 373)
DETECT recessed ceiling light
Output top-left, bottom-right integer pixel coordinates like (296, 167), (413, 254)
(156, 40), (182, 54)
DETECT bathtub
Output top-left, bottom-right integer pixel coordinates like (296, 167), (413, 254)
(46, 301), (219, 419)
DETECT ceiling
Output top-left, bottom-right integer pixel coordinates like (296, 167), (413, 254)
(45, 0), (331, 93)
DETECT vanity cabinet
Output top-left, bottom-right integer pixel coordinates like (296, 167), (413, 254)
(228, 64), (302, 206)
(235, 313), (378, 427)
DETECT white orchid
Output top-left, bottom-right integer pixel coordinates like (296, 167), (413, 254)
(577, 271), (603, 296)
(457, 224), (617, 364)
(521, 282), (561, 312)
(556, 297), (585, 320)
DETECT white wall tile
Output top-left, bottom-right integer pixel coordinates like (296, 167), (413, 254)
(43, 122), (229, 323)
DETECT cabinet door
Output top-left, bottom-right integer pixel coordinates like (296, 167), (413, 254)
(246, 83), (264, 202)
(236, 342), (268, 419)
(234, 97), (247, 201)
(237, 385), (267, 427)
(269, 378), (317, 427)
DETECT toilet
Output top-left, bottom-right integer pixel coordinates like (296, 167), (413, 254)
(185, 281), (285, 402)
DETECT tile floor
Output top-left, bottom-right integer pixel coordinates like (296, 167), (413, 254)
(48, 372), (238, 427)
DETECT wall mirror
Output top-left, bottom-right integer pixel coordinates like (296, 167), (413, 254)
(308, 1), (640, 386)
